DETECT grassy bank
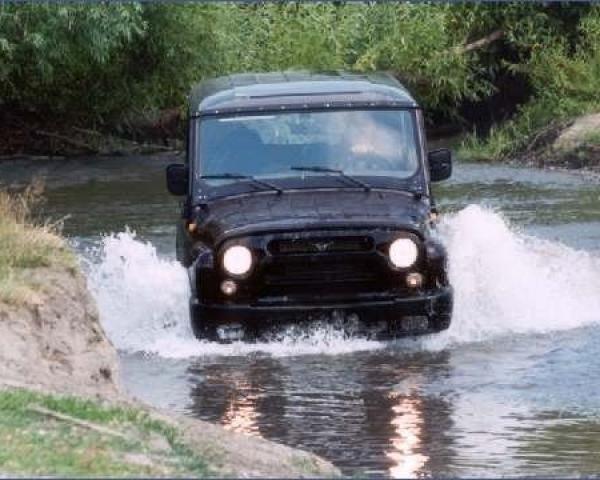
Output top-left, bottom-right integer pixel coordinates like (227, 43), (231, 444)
(0, 389), (210, 476)
(459, 107), (600, 169)
(0, 184), (75, 303)
(459, 105), (600, 164)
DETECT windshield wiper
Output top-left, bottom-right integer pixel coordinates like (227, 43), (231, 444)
(290, 166), (371, 192)
(200, 173), (282, 194)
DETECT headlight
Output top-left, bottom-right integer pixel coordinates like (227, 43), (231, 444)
(222, 245), (253, 276)
(389, 238), (418, 268)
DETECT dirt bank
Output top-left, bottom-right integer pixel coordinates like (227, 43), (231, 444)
(512, 112), (600, 172)
(550, 113), (600, 170)
(0, 262), (340, 477)
(0, 266), (120, 399)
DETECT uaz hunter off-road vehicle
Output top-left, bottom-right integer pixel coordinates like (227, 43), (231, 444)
(166, 71), (453, 342)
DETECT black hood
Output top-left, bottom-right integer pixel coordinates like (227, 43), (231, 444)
(195, 189), (430, 245)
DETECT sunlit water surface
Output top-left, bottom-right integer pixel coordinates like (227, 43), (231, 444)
(3, 155), (600, 477)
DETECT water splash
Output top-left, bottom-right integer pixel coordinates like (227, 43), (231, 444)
(84, 206), (600, 358)
(434, 205), (600, 347)
(84, 231), (193, 353)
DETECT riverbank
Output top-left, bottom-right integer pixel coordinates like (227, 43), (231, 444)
(0, 110), (183, 158)
(460, 112), (600, 173)
(0, 187), (340, 477)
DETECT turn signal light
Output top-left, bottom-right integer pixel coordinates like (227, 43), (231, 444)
(220, 280), (238, 296)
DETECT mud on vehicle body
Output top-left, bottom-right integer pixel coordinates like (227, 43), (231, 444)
(167, 71), (453, 342)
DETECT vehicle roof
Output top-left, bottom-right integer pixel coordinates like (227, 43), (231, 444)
(189, 71), (419, 116)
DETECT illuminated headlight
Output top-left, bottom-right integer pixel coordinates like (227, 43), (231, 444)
(389, 238), (418, 268)
(222, 245), (253, 276)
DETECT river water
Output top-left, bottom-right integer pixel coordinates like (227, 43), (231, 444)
(3, 155), (600, 477)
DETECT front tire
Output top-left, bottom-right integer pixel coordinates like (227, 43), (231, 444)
(189, 300), (218, 341)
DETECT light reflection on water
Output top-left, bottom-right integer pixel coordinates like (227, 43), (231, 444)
(221, 380), (261, 437)
(387, 394), (428, 479)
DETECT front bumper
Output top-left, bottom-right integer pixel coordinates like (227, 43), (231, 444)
(191, 286), (453, 340)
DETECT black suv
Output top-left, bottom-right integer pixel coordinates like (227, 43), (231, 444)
(167, 71), (453, 342)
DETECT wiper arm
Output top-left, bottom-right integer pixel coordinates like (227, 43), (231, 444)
(200, 173), (282, 194)
(290, 166), (371, 192)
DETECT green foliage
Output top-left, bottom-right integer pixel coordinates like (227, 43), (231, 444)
(582, 129), (600, 146)
(0, 2), (500, 122)
(0, 3), (218, 122)
(1, 1), (599, 153)
(213, 4), (489, 114)
(341, 4), (488, 112)
(124, 5), (220, 111)
(461, 6), (600, 161)
(215, 4), (345, 73)
(0, 4), (145, 118)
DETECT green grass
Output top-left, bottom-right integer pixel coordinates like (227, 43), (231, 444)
(459, 122), (525, 162)
(459, 102), (600, 163)
(0, 389), (211, 476)
(459, 101), (600, 164)
(0, 183), (77, 304)
(582, 129), (600, 145)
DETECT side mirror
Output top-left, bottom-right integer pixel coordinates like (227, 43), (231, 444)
(428, 148), (452, 182)
(166, 163), (188, 196)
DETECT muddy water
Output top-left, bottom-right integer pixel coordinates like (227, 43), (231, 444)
(3, 155), (600, 477)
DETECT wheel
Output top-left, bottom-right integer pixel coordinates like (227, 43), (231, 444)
(189, 300), (218, 341)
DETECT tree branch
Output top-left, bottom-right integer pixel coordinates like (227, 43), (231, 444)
(455, 30), (504, 54)
(34, 129), (98, 153)
(27, 404), (130, 440)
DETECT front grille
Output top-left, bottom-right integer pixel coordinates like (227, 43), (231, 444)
(268, 236), (373, 255)
(259, 235), (391, 300)
(265, 259), (379, 286)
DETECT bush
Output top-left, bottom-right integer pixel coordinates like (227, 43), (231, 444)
(213, 3), (490, 115)
(0, 4), (218, 123)
(0, 5), (145, 120)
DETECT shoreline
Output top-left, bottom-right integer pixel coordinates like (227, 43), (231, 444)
(459, 112), (600, 175)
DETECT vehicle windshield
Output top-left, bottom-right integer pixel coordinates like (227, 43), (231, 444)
(197, 109), (420, 184)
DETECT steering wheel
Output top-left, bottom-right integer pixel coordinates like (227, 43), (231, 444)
(349, 153), (393, 173)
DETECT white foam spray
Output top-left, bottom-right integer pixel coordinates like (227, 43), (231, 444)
(84, 206), (600, 358)
(435, 205), (600, 345)
(85, 231), (193, 353)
